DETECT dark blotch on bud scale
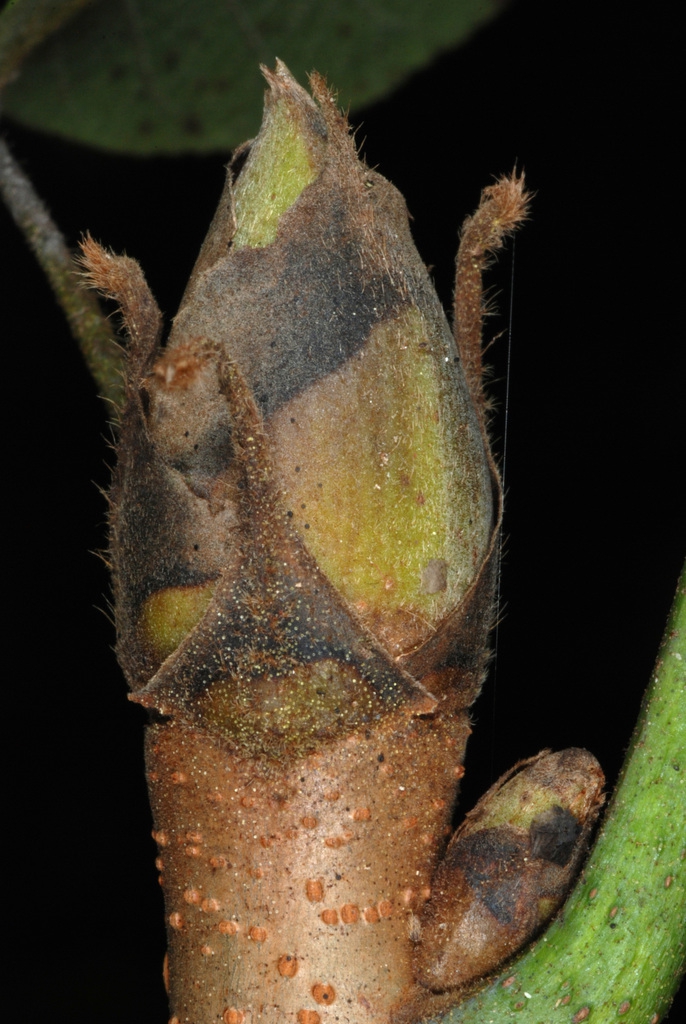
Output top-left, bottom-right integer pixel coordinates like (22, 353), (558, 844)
(441, 806), (582, 928)
(186, 217), (397, 420)
(529, 805), (582, 866)
(451, 828), (528, 927)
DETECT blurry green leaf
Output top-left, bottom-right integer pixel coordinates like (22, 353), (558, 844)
(0, 0), (93, 90)
(1, 0), (502, 155)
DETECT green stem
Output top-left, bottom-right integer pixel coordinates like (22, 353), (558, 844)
(0, 135), (124, 407)
(435, 560), (686, 1024)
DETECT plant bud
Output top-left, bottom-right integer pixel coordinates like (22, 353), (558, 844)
(413, 748), (605, 990)
(108, 61), (500, 755)
(80, 63), (532, 1024)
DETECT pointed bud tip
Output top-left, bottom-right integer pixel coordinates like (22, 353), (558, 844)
(261, 60), (318, 113)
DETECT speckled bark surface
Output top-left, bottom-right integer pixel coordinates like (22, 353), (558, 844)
(148, 701), (471, 1023)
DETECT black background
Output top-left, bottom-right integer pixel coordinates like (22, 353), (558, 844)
(3, 0), (683, 1021)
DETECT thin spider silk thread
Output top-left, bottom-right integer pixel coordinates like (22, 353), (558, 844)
(489, 234), (516, 783)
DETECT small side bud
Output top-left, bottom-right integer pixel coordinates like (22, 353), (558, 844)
(414, 748), (605, 990)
